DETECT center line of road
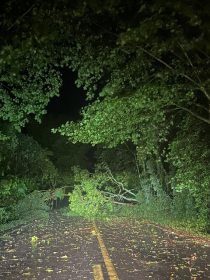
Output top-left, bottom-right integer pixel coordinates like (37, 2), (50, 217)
(93, 264), (104, 280)
(93, 222), (119, 280)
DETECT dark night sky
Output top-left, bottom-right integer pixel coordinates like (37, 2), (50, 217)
(47, 68), (86, 120)
(25, 68), (87, 144)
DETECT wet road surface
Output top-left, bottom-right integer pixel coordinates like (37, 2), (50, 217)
(0, 211), (210, 279)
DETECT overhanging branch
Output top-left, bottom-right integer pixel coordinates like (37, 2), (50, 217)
(175, 104), (210, 125)
(91, 21), (210, 102)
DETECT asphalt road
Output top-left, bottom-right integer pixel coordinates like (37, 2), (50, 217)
(0, 211), (210, 279)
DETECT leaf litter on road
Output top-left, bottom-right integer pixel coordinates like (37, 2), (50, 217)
(0, 211), (210, 279)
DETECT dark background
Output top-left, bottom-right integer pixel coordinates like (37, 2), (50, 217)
(25, 68), (86, 145)
(47, 68), (86, 120)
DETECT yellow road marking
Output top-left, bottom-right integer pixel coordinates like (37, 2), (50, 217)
(93, 264), (104, 280)
(93, 222), (119, 280)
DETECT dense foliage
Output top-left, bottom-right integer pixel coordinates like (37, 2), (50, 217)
(69, 167), (113, 219)
(1, 0), (210, 232)
(0, 124), (54, 223)
(57, 0), (210, 230)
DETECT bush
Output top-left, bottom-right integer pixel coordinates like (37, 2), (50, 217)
(172, 190), (197, 220)
(69, 168), (113, 219)
(12, 190), (50, 221)
(0, 127), (60, 190)
(0, 191), (50, 232)
(0, 177), (30, 223)
(168, 118), (210, 231)
(0, 177), (29, 207)
(0, 208), (10, 224)
(136, 190), (172, 221)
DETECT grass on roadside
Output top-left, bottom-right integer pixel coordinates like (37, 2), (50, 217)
(113, 203), (210, 238)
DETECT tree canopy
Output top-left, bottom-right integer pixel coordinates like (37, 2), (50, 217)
(1, 0), (210, 230)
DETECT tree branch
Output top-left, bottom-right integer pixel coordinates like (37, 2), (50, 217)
(103, 164), (137, 197)
(195, 103), (209, 113)
(7, 3), (36, 31)
(178, 42), (201, 84)
(138, 47), (210, 102)
(91, 21), (210, 102)
(175, 104), (210, 125)
(101, 191), (138, 203)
